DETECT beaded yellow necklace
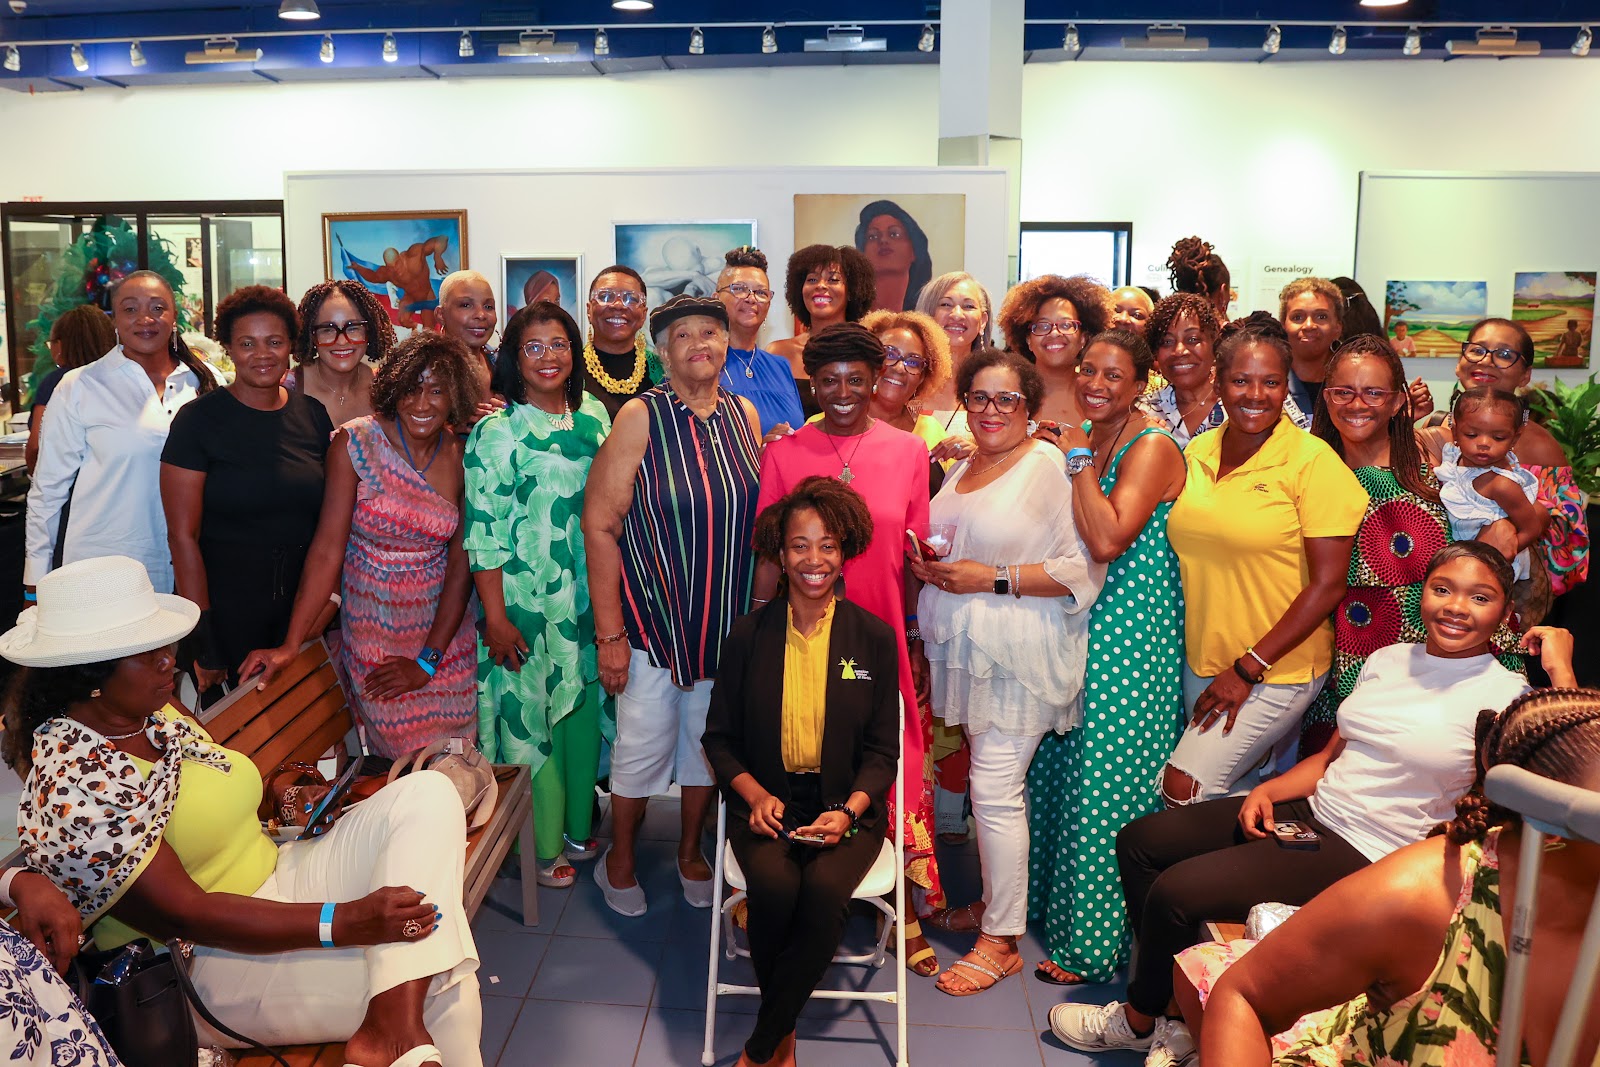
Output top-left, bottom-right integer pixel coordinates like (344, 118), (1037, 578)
(584, 333), (649, 395)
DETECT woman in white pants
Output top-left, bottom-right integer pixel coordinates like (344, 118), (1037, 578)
(0, 555), (480, 1067)
(910, 351), (1104, 996)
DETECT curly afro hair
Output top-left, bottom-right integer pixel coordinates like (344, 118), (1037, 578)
(753, 475), (875, 566)
(784, 244), (876, 327)
(213, 285), (298, 348)
(294, 280), (398, 367)
(996, 275), (1111, 359)
(370, 331), (482, 427)
(954, 349), (1046, 418)
(861, 308), (953, 408)
(1145, 293), (1221, 352)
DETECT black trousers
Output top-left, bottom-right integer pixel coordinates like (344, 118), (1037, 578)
(1115, 795), (1369, 1016)
(727, 774), (884, 1064)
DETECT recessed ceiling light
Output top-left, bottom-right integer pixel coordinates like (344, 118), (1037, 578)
(1359, 0), (1408, 7)
(278, 0), (320, 20)
(612, 0), (652, 10)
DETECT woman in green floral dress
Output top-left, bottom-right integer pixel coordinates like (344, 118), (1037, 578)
(465, 301), (611, 888)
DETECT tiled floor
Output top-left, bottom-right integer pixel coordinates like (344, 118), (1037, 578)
(470, 796), (1146, 1066)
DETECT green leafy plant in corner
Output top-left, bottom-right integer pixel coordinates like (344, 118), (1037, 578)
(1528, 375), (1600, 500)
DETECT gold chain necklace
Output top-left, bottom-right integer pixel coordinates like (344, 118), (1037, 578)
(583, 334), (648, 395)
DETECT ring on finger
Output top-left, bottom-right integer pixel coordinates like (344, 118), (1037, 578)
(403, 918), (424, 939)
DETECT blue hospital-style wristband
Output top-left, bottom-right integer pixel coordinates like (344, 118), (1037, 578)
(319, 902), (336, 947)
(21, 591), (35, 602)
(414, 657), (437, 678)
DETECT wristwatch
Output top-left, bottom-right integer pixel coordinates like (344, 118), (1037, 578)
(418, 646), (444, 670)
(993, 565), (1011, 596)
(1064, 447), (1095, 477)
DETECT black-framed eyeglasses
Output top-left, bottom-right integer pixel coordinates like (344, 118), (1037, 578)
(1029, 318), (1082, 337)
(717, 283), (774, 303)
(963, 390), (1024, 414)
(312, 320), (369, 345)
(1460, 341), (1524, 369)
(520, 339), (572, 360)
(592, 289), (644, 308)
(1323, 385), (1400, 407)
(883, 345), (928, 372)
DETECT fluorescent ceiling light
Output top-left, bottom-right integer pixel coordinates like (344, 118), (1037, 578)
(1403, 26), (1421, 54)
(1445, 26), (1539, 56)
(4, 45), (19, 72)
(689, 26), (704, 54)
(70, 42), (87, 70)
(594, 28), (609, 55)
(611, 0), (651, 10)
(1122, 24), (1207, 51)
(803, 25), (886, 53)
(1063, 23), (1080, 53)
(129, 39), (145, 66)
(458, 31), (473, 57)
(1329, 26), (1347, 54)
(185, 37), (262, 63)
(319, 33), (333, 61)
(761, 25), (776, 54)
(277, 0), (320, 20)
(381, 32), (397, 61)
(498, 30), (578, 56)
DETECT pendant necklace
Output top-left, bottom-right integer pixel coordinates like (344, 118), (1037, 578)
(823, 420), (873, 484)
(397, 426), (443, 474)
(727, 348), (756, 379)
(1177, 384), (1217, 432)
(540, 398), (574, 432)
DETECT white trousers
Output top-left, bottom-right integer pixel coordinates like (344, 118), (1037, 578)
(188, 771), (483, 1066)
(610, 647), (715, 797)
(966, 726), (1045, 937)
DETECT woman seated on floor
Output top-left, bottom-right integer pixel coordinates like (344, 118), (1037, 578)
(0, 554), (482, 1067)
(702, 477), (901, 1067)
(1180, 684), (1600, 1066)
(1048, 542), (1577, 1064)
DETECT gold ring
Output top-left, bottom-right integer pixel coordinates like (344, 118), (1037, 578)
(403, 919), (423, 939)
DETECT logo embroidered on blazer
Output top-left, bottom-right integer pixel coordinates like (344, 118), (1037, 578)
(1253, 483), (1269, 493)
(838, 658), (872, 681)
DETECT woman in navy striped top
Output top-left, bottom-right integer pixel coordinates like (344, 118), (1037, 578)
(583, 294), (764, 917)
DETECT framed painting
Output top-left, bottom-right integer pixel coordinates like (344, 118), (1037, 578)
(613, 221), (757, 307)
(322, 210), (468, 329)
(502, 254), (584, 324)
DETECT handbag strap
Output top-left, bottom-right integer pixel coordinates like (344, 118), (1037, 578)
(169, 941), (294, 1067)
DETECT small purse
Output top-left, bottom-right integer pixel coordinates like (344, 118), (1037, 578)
(387, 737), (499, 830)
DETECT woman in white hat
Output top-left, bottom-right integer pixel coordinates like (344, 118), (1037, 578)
(0, 555), (483, 1067)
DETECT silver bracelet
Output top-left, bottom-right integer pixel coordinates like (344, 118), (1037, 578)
(1010, 564), (1022, 598)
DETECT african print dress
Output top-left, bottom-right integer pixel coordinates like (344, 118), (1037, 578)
(340, 417), (478, 757)
(0, 922), (120, 1066)
(1027, 428), (1186, 982)
(464, 396), (611, 771)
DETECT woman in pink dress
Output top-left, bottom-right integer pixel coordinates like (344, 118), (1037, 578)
(753, 321), (944, 975)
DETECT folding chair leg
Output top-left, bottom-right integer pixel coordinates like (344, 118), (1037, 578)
(517, 784), (539, 928)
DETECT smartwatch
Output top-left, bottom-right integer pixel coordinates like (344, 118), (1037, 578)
(993, 565), (1011, 596)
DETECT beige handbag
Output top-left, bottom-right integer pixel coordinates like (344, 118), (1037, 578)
(387, 737), (498, 830)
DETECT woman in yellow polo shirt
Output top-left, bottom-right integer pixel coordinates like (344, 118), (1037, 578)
(1160, 317), (1367, 806)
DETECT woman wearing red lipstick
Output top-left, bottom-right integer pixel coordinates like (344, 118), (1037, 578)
(995, 274), (1112, 431)
(770, 245), (876, 420)
(288, 280), (395, 428)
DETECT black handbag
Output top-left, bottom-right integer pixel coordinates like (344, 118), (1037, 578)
(69, 939), (291, 1067)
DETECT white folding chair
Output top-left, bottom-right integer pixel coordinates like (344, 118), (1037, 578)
(1488, 764), (1600, 1067)
(702, 697), (908, 1067)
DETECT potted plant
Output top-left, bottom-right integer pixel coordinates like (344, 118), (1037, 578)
(1527, 374), (1600, 686)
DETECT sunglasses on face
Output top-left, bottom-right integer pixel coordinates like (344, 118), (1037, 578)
(883, 345), (928, 372)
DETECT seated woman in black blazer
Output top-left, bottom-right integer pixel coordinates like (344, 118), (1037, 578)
(703, 475), (901, 1067)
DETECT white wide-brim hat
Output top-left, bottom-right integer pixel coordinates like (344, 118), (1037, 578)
(0, 556), (200, 668)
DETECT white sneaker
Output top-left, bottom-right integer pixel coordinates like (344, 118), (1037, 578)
(1049, 1001), (1157, 1053)
(1147, 1019), (1197, 1067)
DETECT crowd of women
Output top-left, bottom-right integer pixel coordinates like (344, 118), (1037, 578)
(4, 230), (1596, 1067)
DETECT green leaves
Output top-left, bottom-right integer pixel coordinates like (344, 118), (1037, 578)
(1529, 375), (1600, 498)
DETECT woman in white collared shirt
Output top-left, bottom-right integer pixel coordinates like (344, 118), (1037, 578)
(26, 271), (217, 594)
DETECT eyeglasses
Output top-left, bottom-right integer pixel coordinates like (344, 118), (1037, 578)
(1323, 385), (1400, 407)
(718, 283), (774, 303)
(312, 320), (369, 345)
(883, 346), (928, 372)
(1460, 341), (1524, 369)
(592, 289), (644, 308)
(520, 339), (571, 360)
(1029, 318), (1082, 337)
(963, 390), (1024, 414)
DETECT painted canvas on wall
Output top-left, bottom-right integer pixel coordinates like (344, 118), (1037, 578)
(1513, 271), (1594, 369)
(613, 222), (756, 308)
(323, 211), (468, 330)
(793, 194), (967, 313)
(503, 255), (584, 324)
(1382, 279), (1488, 358)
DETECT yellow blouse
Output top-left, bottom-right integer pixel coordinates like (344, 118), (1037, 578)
(781, 597), (836, 773)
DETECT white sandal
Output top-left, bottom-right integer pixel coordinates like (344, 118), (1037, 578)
(537, 852), (577, 888)
(343, 1043), (443, 1067)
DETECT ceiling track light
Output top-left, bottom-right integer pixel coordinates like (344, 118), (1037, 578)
(594, 28), (609, 55)
(277, 0), (319, 20)
(1359, 0), (1407, 6)
(918, 23), (936, 52)
(687, 26), (704, 54)
(1402, 26), (1421, 55)
(611, 0), (651, 9)
(1262, 24), (1281, 54)
(3, 45), (19, 72)
(1329, 25), (1347, 55)
(381, 32), (397, 61)
(129, 39), (145, 66)
(1574, 25), (1592, 56)
(185, 36), (262, 64)
(319, 33), (333, 62)
(1446, 25), (1539, 57)
(70, 42), (87, 70)
(458, 31), (473, 57)
(1122, 23), (1208, 52)
(1063, 23), (1080, 53)
(761, 25), (776, 54)
(803, 24), (885, 53)
(498, 29), (577, 56)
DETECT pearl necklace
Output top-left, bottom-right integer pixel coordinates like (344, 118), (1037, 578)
(584, 334), (649, 395)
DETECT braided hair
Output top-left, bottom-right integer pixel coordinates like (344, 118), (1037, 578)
(723, 246), (769, 273)
(1216, 311), (1292, 375)
(1311, 334), (1441, 503)
(1166, 236), (1230, 305)
(110, 271), (217, 395)
(294, 280), (398, 367)
(1442, 688), (1600, 845)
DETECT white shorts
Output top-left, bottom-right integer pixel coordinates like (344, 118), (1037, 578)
(609, 647), (715, 797)
(1163, 663), (1327, 804)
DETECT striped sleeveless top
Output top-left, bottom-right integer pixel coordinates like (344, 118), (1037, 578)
(620, 385), (762, 685)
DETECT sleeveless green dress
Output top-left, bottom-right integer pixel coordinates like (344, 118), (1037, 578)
(1027, 426), (1187, 982)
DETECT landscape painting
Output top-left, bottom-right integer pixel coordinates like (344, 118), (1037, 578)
(1382, 279), (1488, 358)
(1513, 271), (1594, 369)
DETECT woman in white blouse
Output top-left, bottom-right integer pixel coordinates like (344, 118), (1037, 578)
(26, 271), (216, 594)
(909, 349), (1105, 997)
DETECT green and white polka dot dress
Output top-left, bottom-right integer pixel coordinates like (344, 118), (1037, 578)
(1027, 427), (1186, 982)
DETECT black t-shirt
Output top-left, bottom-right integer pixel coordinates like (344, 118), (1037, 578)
(28, 367), (66, 428)
(161, 388), (335, 547)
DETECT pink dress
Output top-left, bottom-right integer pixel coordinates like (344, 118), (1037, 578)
(758, 421), (943, 907)
(340, 417), (477, 756)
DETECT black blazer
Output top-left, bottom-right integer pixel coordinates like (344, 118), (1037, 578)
(702, 596), (900, 831)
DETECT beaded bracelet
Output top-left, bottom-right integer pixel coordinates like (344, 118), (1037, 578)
(595, 630), (629, 646)
(823, 801), (862, 837)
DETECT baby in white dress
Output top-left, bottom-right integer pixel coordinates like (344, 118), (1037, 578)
(1434, 388), (1547, 580)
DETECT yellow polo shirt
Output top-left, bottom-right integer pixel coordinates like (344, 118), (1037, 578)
(1167, 415), (1367, 684)
(781, 598), (836, 773)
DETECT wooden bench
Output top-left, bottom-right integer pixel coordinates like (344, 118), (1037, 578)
(197, 639), (536, 1065)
